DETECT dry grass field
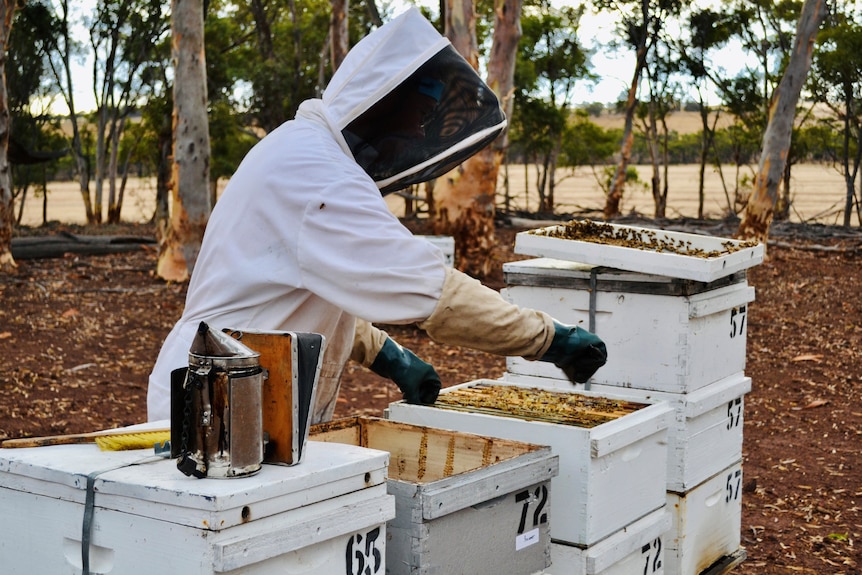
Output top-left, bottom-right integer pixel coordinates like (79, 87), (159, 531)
(588, 109), (738, 133)
(498, 162), (857, 226)
(16, 162), (858, 228)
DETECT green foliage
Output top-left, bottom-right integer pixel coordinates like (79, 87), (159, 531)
(582, 102), (605, 117)
(559, 110), (619, 168)
(516, 1), (589, 107)
(7, 2), (72, 222)
(208, 101), (258, 182)
(211, 0), (383, 134)
(7, 0), (862, 223)
(510, 96), (566, 158)
(684, 7), (735, 72)
(509, 0), (593, 210)
(7, 1), (59, 114)
(805, 4), (862, 225)
(807, 7), (862, 110)
(209, 0), (326, 132)
(597, 164), (646, 197)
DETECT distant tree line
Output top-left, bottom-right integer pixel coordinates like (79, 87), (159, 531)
(5, 0), (860, 229)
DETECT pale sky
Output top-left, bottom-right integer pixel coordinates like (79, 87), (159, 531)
(60, 0), (752, 114)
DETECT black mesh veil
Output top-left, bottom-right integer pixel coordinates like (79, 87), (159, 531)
(342, 45), (507, 195)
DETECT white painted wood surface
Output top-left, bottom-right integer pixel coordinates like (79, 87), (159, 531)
(502, 258), (755, 393)
(504, 372), (750, 492)
(386, 380), (673, 547)
(514, 222), (764, 283)
(543, 507), (672, 575)
(0, 441), (395, 574)
(664, 461), (744, 575)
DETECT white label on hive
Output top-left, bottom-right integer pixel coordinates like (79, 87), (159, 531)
(516, 528), (540, 551)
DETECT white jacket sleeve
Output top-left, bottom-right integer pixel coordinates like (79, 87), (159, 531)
(418, 268), (556, 360)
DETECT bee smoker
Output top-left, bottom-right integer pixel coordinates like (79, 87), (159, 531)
(171, 321), (264, 479)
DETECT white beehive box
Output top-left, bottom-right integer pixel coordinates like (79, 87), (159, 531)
(664, 461), (745, 575)
(311, 416), (559, 575)
(0, 441), (395, 575)
(502, 258), (755, 393)
(514, 220), (764, 283)
(504, 372), (750, 493)
(545, 507), (672, 575)
(386, 380), (673, 547)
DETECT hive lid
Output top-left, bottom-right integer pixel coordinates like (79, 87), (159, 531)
(514, 220), (764, 283)
(0, 440), (388, 530)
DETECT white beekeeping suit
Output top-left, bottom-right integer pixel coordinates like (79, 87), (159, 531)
(147, 8), (606, 424)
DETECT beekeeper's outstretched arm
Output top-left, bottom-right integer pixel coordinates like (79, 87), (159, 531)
(353, 268), (607, 405)
(419, 268), (607, 382)
(352, 319), (441, 405)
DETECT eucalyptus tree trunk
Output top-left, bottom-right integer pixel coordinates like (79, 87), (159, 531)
(158, 0), (211, 281)
(643, 102), (662, 217)
(330, 0), (349, 70)
(433, 0), (521, 277)
(604, 0), (650, 220)
(0, 0), (15, 272)
(697, 106), (720, 219)
(364, 0), (382, 26)
(737, 0), (828, 243)
(841, 102), (862, 227)
(445, 0), (479, 69)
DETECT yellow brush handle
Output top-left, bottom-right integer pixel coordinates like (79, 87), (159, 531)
(1, 428), (170, 449)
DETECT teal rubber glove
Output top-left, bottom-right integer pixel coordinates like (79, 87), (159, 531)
(540, 322), (608, 384)
(370, 337), (442, 404)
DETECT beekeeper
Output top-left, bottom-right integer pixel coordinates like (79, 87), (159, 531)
(147, 7), (607, 424)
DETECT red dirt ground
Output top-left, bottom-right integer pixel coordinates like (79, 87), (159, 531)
(1, 217), (860, 575)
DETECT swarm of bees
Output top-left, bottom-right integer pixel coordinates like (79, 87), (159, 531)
(433, 383), (645, 428)
(529, 219), (759, 259)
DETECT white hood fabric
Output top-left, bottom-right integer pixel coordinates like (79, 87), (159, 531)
(147, 8), (457, 423)
(323, 9), (449, 132)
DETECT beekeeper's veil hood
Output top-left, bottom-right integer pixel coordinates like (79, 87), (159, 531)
(322, 8), (506, 195)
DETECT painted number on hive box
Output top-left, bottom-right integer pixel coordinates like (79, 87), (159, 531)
(345, 526), (382, 575)
(727, 397), (743, 430)
(726, 468), (743, 503)
(641, 537), (663, 574)
(515, 485), (548, 550)
(730, 305), (747, 338)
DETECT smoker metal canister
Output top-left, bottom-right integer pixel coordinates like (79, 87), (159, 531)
(176, 321), (265, 479)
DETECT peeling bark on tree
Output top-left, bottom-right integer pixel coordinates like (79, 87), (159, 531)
(446, 0), (479, 69)
(436, 154), (499, 276)
(158, 0), (211, 282)
(433, 0), (521, 277)
(0, 0), (16, 273)
(736, 0), (827, 244)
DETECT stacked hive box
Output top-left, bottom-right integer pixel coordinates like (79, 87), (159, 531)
(0, 440), (395, 575)
(496, 221), (764, 575)
(386, 380), (674, 574)
(310, 416), (560, 575)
